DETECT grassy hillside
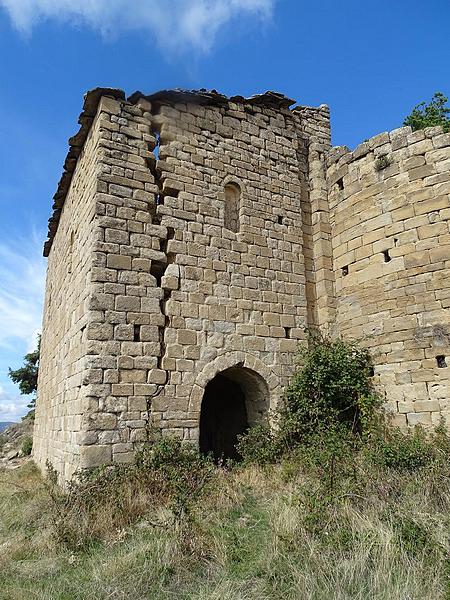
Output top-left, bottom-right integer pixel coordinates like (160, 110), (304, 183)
(0, 438), (449, 600)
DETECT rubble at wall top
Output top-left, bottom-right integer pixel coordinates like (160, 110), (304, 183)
(327, 125), (449, 170)
(43, 87), (310, 257)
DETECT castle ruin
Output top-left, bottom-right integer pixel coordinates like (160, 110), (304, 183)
(33, 88), (450, 481)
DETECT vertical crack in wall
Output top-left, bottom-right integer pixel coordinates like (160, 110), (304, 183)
(157, 227), (176, 372)
(144, 106), (181, 424)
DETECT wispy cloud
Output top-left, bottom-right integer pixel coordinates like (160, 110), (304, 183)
(0, 231), (45, 352)
(0, 231), (44, 421)
(0, 0), (275, 52)
(0, 385), (29, 422)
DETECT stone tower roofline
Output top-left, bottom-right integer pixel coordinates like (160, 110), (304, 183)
(43, 87), (330, 257)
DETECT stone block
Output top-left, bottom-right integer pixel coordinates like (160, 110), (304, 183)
(112, 452), (135, 464)
(116, 296), (141, 311)
(120, 369), (147, 383)
(134, 383), (157, 395)
(132, 258), (151, 272)
(114, 324), (134, 340)
(409, 165), (435, 181)
(107, 254), (132, 270)
(112, 383), (134, 396)
(413, 400), (440, 413)
(129, 396), (147, 411)
(86, 323), (113, 341)
(407, 412), (432, 426)
(178, 329), (197, 345)
(87, 413), (117, 430)
(80, 445), (112, 468)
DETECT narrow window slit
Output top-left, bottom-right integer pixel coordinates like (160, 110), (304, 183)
(337, 178), (344, 191)
(342, 265), (349, 276)
(277, 215), (283, 225)
(436, 355), (447, 368)
(224, 182), (240, 233)
(284, 327), (291, 338)
(382, 249), (391, 263)
(150, 131), (164, 207)
(133, 325), (141, 342)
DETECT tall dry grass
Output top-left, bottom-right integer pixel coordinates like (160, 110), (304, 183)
(0, 443), (449, 600)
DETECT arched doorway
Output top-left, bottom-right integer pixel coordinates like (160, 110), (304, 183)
(199, 365), (269, 462)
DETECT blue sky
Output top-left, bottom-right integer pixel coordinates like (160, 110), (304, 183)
(0, 0), (449, 421)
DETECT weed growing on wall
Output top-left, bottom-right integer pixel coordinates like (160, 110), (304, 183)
(375, 155), (393, 171)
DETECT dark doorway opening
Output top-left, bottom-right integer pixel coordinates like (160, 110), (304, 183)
(199, 365), (269, 463)
(199, 374), (248, 462)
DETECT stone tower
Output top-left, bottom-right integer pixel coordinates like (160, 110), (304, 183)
(33, 88), (450, 482)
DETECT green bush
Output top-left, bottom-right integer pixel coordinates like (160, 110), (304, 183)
(370, 426), (432, 471)
(20, 436), (33, 456)
(136, 436), (214, 517)
(236, 423), (280, 466)
(278, 332), (381, 448)
(404, 92), (450, 133)
(369, 424), (450, 472)
(395, 517), (433, 556)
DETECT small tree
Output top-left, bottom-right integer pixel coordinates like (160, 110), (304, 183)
(8, 336), (40, 410)
(403, 92), (450, 133)
(278, 332), (381, 447)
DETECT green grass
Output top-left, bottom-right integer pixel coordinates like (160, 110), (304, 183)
(1, 455), (449, 600)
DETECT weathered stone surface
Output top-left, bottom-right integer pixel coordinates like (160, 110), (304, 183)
(80, 445), (112, 468)
(34, 87), (450, 483)
(328, 123), (450, 433)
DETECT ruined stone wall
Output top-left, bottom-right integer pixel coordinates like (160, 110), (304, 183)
(36, 90), (332, 478)
(82, 93), (331, 467)
(34, 115), (103, 480)
(38, 87), (450, 482)
(77, 95), (162, 469)
(327, 126), (450, 426)
(148, 97), (329, 447)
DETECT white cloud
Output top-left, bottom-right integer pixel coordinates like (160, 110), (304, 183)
(0, 390), (29, 422)
(0, 0), (275, 52)
(0, 232), (44, 421)
(0, 231), (45, 352)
